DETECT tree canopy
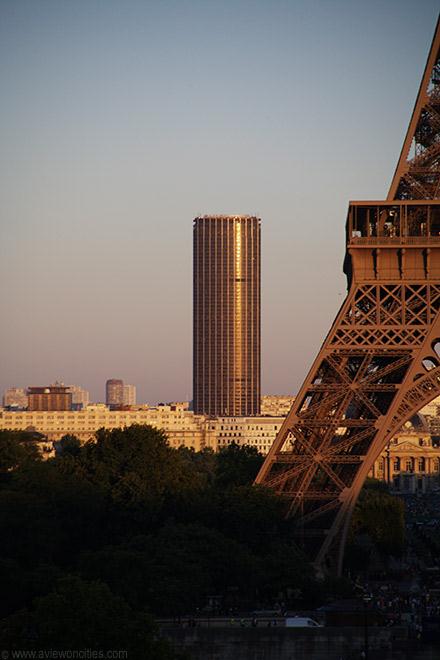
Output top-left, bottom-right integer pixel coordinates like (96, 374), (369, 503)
(0, 424), (400, 651)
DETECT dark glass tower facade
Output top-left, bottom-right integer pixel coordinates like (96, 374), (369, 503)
(193, 215), (261, 416)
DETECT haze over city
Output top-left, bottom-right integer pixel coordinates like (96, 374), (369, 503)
(1, 0), (439, 403)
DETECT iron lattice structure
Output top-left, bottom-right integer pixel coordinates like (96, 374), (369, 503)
(255, 17), (440, 575)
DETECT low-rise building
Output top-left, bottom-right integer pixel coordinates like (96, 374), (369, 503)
(420, 395), (440, 417)
(0, 404), (208, 453)
(205, 416), (284, 454)
(3, 394), (440, 494)
(370, 414), (440, 493)
(260, 395), (295, 417)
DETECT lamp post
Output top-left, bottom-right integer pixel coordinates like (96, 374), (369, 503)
(362, 593), (372, 660)
(385, 441), (391, 486)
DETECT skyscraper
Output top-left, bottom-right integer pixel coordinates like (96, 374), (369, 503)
(105, 379), (124, 408)
(193, 215), (260, 416)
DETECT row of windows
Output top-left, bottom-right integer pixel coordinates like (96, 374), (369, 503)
(218, 431), (276, 438)
(378, 457), (440, 471)
(217, 424), (280, 435)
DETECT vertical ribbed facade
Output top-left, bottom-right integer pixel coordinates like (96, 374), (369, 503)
(193, 215), (260, 416)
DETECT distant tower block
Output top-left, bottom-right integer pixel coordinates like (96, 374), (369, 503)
(106, 379), (124, 408)
(67, 385), (90, 410)
(3, 387), (28, 409)
(193, 215), (261, 416)
(123, 384), (136, 406)
(256, 17), (440, 575)
(28, 383), (72, 411)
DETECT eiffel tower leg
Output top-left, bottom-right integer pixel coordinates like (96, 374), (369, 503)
(256, 278), (440, 574)
(331, 309), (440, 574)
(256, 18), (440, 574)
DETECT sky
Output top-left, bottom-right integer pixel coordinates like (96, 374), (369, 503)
(0, 0), (439, 404)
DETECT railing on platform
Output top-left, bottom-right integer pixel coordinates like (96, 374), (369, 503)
(349, 236), (440, 246)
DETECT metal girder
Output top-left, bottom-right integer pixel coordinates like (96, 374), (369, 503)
(256, 16), (440, 575)
(389, 16), (440, 200)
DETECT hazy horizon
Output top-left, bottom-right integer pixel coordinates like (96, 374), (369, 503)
(1, 0), (439, 404)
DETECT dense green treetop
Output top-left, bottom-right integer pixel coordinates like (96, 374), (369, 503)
(0, 425), (403, 651)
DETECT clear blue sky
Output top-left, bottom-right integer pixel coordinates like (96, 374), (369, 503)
(0, 0), (438, 403)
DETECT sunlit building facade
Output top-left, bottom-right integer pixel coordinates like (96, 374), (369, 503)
(261, 395), (295, 417)
(67, 385), (90, 410)
(370, 414), (440, 493)
(0, 405), (283, 457)
(123, 384), (136, 406)
(0, 403), (207, 453)
(3, 387), (28, 409)
(204, 416), (284, 454)
(27, 384), (72, 411)
(193, 215), (261, 417)
(3, 399), (440, 484)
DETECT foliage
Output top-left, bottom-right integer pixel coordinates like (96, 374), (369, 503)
(55, 434), (81, 457)
(74, 425), (208, 513)
(346, 478), (405, 571)
(0, 424), (334, 642)
(362, 476), (390, 493)
(215, 441), (264, 487)
(1, 575), (174, 657)
(0, 430), (40, 473)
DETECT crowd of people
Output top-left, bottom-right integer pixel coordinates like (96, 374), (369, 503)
(358, 492), (440, 637)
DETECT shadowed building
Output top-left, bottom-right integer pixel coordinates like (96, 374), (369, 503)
(105, 379), (124, 409)
(193, 215), (260, 416)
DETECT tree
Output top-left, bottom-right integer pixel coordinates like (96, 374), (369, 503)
(192, 484), (285, 550)
(0, 575), (176, 658)
(54, 434), (81, 457)
(0, 457), (106, 567)
(347, 479), (405, 566)
(215, 442), (264, 488)
(74, 425), (206, 511)
(0, 424), (323, 625)
(0, 430), (40, 474)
